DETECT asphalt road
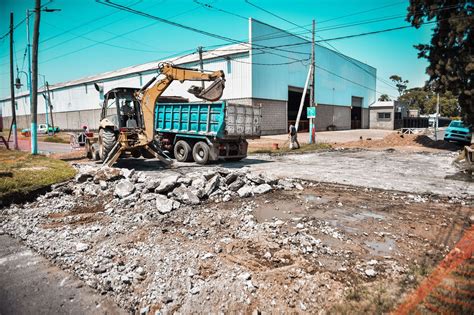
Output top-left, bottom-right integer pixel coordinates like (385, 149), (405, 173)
(7, 139), (72, 154)
(119, 149), (473, 197)
(0, 234), (125, 315)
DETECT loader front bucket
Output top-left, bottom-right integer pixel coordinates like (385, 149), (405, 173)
(188, 77), (225, 101)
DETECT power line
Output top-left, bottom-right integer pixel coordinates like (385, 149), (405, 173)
(317, 1), (405, 24)
(193, 0), (248, 20)
(240, 1), (397, 91)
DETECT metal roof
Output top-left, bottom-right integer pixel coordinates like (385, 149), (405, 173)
(2, 43), (250, 101)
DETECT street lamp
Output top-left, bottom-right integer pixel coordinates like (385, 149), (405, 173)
(26, 5), (61, 154)
(15, 70), (29, 90)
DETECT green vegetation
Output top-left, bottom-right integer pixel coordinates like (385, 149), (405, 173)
(249, 142), (332, 154)
(406, 1), (473, 125)
(43, 135), (69, 144)
(400, 88), (460, 117)
(0, 150), (76, 201)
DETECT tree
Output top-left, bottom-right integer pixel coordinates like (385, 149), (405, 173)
(406, 1), (473, 125)
(378, 94), (391, 101)
(400, 87), (460, 117)
(400, 87), (433, 114)
(389, 75), (409, 96)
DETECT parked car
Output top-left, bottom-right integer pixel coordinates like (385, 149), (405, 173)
(21, 124), (60, 136)
(444, 120), (472, 144)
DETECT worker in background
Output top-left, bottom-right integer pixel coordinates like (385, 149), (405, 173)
(288, 124), (300, 149)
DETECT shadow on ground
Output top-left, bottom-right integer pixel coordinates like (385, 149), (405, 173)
(414, 135), (464, 152)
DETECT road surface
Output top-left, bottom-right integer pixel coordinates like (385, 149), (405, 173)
(0, 234), (124, 315)
(117, 149), (473, 197)
(7, 139), (72, 154)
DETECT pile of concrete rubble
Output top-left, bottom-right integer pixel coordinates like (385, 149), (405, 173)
(70, 164), (302, 213)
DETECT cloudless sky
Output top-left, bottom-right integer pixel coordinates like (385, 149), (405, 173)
(0, 0), (434, 100)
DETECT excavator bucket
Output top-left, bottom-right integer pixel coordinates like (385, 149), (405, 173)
(188, 77), (225, 102)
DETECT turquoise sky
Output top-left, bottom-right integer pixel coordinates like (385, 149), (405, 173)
(0, 0), (433, 100)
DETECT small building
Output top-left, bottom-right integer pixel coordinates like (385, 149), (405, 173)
(1, 19), (377, 134)
(369, 100), (409, 130)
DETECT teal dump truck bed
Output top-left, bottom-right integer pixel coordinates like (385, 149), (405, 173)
(155, 101), (261, 139)
(154, 101), (261, 164)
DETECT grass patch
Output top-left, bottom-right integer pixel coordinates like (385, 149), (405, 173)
(43, 135), (69, 143)
(249, 142), (332, 154)
(0, 149), (76, 204)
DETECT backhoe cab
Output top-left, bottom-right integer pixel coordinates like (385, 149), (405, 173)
(89, 63), (226, 166)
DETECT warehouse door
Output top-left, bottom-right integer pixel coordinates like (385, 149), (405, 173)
(288, 87), (310, 131)
(351, 96), (363, 129)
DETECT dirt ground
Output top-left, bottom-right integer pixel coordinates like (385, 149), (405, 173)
(2, 179), (471, 313)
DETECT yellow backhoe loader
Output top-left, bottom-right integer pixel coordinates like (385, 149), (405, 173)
(87, 63), (225, 166)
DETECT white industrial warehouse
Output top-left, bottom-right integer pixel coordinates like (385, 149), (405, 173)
(0, 19), (377, 135)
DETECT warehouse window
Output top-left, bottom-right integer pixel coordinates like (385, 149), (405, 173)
(378, 112), (391, 121)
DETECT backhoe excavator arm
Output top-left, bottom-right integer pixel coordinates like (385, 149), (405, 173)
(137, 63), (225, 141)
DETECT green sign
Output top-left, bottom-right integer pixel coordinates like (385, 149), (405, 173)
(307, 106), (316, 118)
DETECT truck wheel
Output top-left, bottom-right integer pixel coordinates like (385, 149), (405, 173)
(91, 143), (100, 161)
(99, 128), (116, 161)
(85, 140), (92, 159)
(192, 141), (210, 165)
(174, 140), (192, 162)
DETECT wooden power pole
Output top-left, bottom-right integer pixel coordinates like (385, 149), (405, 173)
(46, 82), (54, 135)
(9, 12), (18, 149)
(198, 46), (204, 89)
(30, 0), (41, 154)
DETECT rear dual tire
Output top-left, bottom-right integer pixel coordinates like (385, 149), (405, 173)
(174, 140), (193, 162)
(192, 141), (210, 165)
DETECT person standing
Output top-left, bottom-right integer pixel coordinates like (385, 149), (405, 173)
(288, 124), (300, 149)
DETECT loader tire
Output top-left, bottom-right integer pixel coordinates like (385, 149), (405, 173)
(91, 143), (100, 161)
(192, 141), (210, 165)
(99, 128), (116, 162)
(174, 140), (192, 162)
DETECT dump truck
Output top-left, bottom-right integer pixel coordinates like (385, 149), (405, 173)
(155, 101), (261, 164)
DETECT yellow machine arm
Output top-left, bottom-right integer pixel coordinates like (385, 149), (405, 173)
(137, 63), (225, 141)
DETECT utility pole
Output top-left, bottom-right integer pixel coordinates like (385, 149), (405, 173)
(26, 8), (33, 151)
(30, 0), (41, 154)
(197, 46), (204, 89)
(46, 81), (54, 135)
(308, 19), (316, 144)
(9, 12), (18, 150)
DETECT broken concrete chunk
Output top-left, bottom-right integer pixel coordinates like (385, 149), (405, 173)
(94, 167), (122, 183)
(75, 242), (89, 252)
(204, 175), (220, 196)
(237, 185), (254, 198)
(114, 180), (136, 199)
(145, 180), (160, 191)
(365, 269), (377, 277)
(253, 183), (272, 195)
(156, 195), (180, 214)
(228, 178), (245, 192)
(155, 175), (180, 194)
(246, 173), (265, 184)
(224, 173), (238, 185)
(173, 186), (200, 205)
(278, 179), (294, 190)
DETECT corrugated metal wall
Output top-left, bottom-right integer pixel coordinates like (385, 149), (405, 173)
(250, 19), (376, 108)
(0, 53), (251, 119)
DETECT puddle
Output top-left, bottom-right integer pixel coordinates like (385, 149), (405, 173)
(254, 202), (296, 222)
(365, 238), (397, 256)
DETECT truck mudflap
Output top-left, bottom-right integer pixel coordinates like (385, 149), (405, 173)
(209, 139), (248, 161)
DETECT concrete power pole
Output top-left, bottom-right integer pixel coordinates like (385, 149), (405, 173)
(46, 82), (54, 135)
(309, 19), (316, 144)
(198, 46), (204, 89)
(9, 12), (18, 150)
(30, 0), (41, 154)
